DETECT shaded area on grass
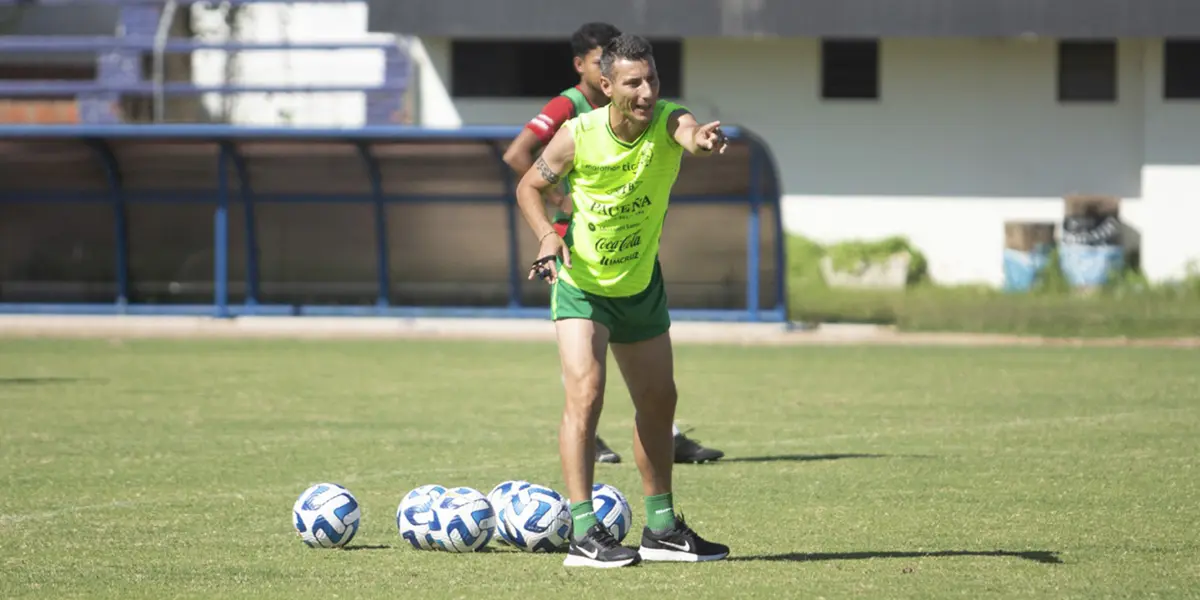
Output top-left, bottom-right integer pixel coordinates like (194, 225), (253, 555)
(720, 453), (909, 463)
(342, 545), (392, 551)
(731, 549), (1063, 565)
(0, 376), (96, 385)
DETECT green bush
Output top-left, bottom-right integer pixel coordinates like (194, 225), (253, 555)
(824, 236), (929, 285)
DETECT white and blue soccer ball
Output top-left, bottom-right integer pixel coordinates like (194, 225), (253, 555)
(396, 484), (447, 550)
(589, 483), (633, 543)
(487, 480), (531, 512)
(428, 486), (495, 553)
(487, 480), (531, 545)
(496, 484), (571, 553)
(292, 483), (361, 549)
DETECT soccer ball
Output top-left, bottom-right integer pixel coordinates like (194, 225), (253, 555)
(428, 486), (495, 553)
(396, 484), (447, 550)
(496, 484), (571, 553)
(292, 483), (361, 549)
(487, 480), (531, 512)
(589, 483), (633, 543)
(487, 480), (531, 545)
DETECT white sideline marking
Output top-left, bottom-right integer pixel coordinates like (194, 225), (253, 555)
(3, 314), (1198, 347)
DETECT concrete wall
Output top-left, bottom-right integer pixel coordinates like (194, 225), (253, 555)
(1138, 41), (1200, 282)
(410, 36), (1200, 285)
(189, 2), (395, 127)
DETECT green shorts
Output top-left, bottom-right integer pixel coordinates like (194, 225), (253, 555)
(551, 261), (670, 344)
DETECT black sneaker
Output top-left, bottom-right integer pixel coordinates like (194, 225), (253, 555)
(674, 432), (724, 464)
(563, 524), (641, 568)
(638, 514), (730, 562)
(596, 436), (621, 464)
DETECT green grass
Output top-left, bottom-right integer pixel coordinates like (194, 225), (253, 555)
(1, 339), (1198, 599)
(788, 285), (1200, 337)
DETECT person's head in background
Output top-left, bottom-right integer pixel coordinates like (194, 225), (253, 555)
(571, 22), (623, 98)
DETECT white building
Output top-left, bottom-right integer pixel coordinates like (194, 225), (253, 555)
(368, 0), (1200, 286)
(394, 36), (1197, 287)
(6, 0), (1198, 287)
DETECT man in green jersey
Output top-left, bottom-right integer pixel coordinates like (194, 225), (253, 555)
(503, 22), (725, 467)
(515, 34), (730, 568)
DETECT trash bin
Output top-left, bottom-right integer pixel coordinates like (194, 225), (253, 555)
(1003, 221), (1055, 292)
(1058, 196), (1124, 290)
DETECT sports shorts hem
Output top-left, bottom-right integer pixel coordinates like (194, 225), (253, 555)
(551, 262), (670, 345)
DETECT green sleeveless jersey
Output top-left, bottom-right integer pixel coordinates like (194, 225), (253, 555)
(560, 86), (594, 117)
(559, 100), (687, 297)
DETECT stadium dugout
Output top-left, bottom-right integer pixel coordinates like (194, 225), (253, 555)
(0, 125), (787, 322)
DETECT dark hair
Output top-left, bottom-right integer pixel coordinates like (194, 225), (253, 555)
(600, 34), (654, 78)
(570, 22), (622, 58)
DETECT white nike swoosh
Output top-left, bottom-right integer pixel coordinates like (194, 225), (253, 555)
(659, 540), (692, 552)
(579, 546), (599, 559)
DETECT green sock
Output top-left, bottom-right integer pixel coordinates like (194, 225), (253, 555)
(645, 492), (676, 532)
(569, 500), (600, 539)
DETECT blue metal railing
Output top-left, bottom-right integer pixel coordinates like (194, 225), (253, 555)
(0, 36), (406, 98)
(0, 0), (367, 4)
(0, 0), (408, 123)
(0, 124), (788, 323)
(0, 37), (403, 53)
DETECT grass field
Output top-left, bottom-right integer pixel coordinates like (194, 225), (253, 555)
(1, 338), (1198, 599)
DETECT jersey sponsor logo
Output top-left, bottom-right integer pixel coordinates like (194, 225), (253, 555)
(576, 145), (654, 178)
(598, 252), (641, 267)
(592, 230), (645, 268)
(585, 220), (642, 233)
(585, 195), (652, 219)
(631, 145), (655, 170)
(607, 179), (644, 197)
(593, 232), (643, 254)
(577, 162), (623, 173)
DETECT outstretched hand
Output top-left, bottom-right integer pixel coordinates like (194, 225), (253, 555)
(695, 120), (728, 154)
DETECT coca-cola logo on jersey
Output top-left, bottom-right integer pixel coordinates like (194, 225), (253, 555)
(594, 232), (643, 254)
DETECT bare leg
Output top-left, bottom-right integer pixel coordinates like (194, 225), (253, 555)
(555, 318), (610, 507)
(557, 319), (642, 568)
(610, 331), (677, 498)
(613, 330), (730, 563)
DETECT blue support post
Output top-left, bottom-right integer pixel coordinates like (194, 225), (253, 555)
(768, 150), (789, 319)
(745, 145), (763, 321)
(87, 140), (128, 310)
(487, 143), (522, 309)
(222, 142), (259, 310)
(356, 143), (390, 311)
(214, 143), (231, 318)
